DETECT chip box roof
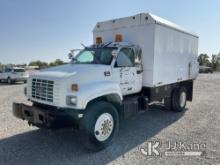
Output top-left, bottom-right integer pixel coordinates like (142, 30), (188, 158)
(93, 13), (198, 38)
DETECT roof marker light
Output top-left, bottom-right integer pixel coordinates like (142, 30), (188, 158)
(96, 37), (102, 44)
(115, 34), (122, 42)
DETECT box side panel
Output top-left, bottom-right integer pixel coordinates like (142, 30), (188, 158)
(93, 24), (155, 86)
(153, 24), (198, 86)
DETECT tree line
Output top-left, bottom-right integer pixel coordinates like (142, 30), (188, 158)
(1, 53), (220, 71)
(0, 59), (66, 70)
(198, 53), (220, 71)
(28, 59), (66, 69)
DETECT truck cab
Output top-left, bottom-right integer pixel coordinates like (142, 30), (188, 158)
(70, 41), (143, 97)
(13, 41), (145, 150)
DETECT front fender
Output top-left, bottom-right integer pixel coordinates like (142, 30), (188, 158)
(73, 81), (122, 109)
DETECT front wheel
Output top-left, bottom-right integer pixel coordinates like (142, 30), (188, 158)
(80, 101), (119, 151)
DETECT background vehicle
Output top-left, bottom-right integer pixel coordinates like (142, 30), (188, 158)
(0, 67), (29, 84)
(13, 13), (199, 151)
(199, 66), (213, 73)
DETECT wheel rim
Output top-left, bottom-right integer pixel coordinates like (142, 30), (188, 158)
(179, 91), (186, 108)
(94, 113), (114, 142)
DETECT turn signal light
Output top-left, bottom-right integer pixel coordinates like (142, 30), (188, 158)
(115, 34), (122, 42)
(96, 37), (103, 44)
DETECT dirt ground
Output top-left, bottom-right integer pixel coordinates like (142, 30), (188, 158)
(0, 73), (219, 165)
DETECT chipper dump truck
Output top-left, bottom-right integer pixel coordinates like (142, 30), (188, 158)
(13, 13), (199, 150)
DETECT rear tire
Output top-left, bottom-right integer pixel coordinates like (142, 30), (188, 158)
(171, 87), (187, 112)
(164, 97), (172, 110)
(80, 101), (119, 151)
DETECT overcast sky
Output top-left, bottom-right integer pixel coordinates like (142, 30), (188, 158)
(0, 0), (220, 64)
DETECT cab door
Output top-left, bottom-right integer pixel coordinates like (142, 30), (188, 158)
(112, 47), (142, 96)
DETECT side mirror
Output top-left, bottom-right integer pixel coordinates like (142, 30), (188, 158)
(68, 53), (73, 59)
(68, 49), (81, 59)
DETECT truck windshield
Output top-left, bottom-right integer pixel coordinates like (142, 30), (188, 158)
(72, 47), (116, 65)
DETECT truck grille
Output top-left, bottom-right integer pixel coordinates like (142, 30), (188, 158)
(32, 79), (54, 102)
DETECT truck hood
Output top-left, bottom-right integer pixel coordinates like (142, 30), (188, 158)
(31, 64), (111, 81)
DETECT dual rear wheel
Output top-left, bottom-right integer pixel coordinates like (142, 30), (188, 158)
(164, 87), (187, 112)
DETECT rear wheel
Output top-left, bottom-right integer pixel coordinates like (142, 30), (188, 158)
(164, 87), (187, 112)
(80, 101), (119, 151)
(171, 87), (187, 112)
(164, 97), (172, 110)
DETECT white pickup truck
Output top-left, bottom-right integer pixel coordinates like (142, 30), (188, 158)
(13, 13), (199, 150)
(0, 67), (29, 84)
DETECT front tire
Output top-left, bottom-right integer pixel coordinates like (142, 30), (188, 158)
(80, 101), (119, 151)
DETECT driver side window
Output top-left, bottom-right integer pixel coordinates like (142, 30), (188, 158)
(115, 48), (135, 67)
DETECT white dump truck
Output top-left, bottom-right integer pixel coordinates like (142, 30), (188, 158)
(13, 13), (199, 150)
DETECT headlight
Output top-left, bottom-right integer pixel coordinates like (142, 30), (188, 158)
(66, 96), (77, 105)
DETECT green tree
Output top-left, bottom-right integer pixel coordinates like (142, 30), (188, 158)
(54, 59), (64, 65)
(210, 54), (220, 71)
(0, 62), (2, 70)
(198, 54), (210, 66)
(29, 60), (48, 69)
(215, 52), (220, 71)
(49, 59), (65, 67)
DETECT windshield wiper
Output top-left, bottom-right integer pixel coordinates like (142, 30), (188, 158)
(103, 42), (112, 47)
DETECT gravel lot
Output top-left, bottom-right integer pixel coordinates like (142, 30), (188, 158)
(0, 74), (219, 165)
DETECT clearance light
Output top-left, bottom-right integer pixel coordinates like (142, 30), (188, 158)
(115, 34), (122, 42)
(72, 84), (79, 91)
(96, 37), (103, 44)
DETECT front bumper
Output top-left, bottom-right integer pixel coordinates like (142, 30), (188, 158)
(13, 102), (84, 128)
